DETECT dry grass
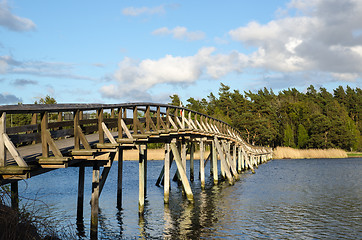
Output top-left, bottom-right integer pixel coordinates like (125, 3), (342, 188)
(273, 147), (347, 159)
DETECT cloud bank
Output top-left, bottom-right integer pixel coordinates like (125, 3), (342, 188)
(0, 1), (35, 31)
(102, 0), (362, 100)
(100, 47), (247, 99)
(0, 93), (22, 104)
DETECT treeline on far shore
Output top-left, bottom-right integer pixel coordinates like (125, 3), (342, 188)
(170, 84), (362, 152)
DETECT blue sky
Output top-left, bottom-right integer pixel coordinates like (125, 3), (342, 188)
(1, 0), (361, 104)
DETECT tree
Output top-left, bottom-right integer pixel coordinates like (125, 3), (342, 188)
(297, 124), (308, 149)
(35, 95), (57, 104)
(169, 94), (181, 107)
(283, 124), (295, 147)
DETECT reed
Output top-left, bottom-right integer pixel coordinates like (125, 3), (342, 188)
(273, 147), (347, 159)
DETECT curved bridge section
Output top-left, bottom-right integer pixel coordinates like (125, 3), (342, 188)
(0, 103), (272, 236)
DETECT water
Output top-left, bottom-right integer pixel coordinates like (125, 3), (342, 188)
(17, 158), (362, 239)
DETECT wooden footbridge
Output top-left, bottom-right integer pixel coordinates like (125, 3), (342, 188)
(0, 103), (272, 238)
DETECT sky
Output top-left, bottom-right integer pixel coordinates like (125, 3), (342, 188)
(0, 0), (361, 105)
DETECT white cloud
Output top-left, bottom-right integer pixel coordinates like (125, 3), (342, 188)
(122, 5), (165, 16)
(100, 47), (248, 100)
(153, 26), (205, 41)
(229, 0), (362, 81)
(0, 1), (35, 31)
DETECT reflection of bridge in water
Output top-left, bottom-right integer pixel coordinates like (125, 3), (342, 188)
(0, 103), (272, 239)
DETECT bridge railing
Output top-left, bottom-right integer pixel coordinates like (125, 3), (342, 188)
(0, 103), (271, 164)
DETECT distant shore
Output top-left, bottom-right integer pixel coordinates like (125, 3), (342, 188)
(122, 147), (360, 160)
(272, 147), (349, 159)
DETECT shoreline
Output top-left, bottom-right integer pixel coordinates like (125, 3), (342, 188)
(272, 147), (350, 159)
(121, 147), (361, 161)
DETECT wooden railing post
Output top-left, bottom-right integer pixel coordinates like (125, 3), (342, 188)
(157, 106), (161, 131)
(133, 106), (138, 134)
(146, 105), (150, 132)
(166, 107), (170, 130)
(41, 112), (49, 158)
(0, 112), (6, 167)
(97, 108), (104, 144)
(74, 110), (80, 150)
(118, 107), (123, 139)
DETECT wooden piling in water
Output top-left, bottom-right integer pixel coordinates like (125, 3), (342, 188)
(90, 164), (100, 239)
(190, 141), (194, 182)
(138, 145), (147, 215)
(117, 147), (123, 210)
(11, 181), (18, 210)
(200, 139), (205, 189)
(77, 165), (85, 224)
(212, 140), (218, 184)
(164, 143), (170, 204)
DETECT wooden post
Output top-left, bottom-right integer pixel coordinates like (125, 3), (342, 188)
(97, 109), (104, 144)
(181, 138), (186, 171)
(90, 164), (100, 239)
(74, 110), (80, 150)
(212, 140), (218, 184)
(233, 144), (237, 173)
(145, 106), (150, 132)
(133, 107), (138, 134)
(214, 137), (233, 185)
(11, 181), (19, 210)
(117, 147), (123, 210)
(190, 142), (194, 182)
(139, 144), (146, 215)
(166, 107), (170, 130)
(118, 107), (123, 139)
(77, 165), (85, 224)
(170, 142), (194, 202)
(0, 113), (6, 167)
(164, 143), (170, 204)
(238, 147), (242, 173)
(200, 140), (205, 189)
(41, 112), (49, 158)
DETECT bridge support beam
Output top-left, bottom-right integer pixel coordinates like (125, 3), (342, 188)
(214, 137), (234, 185)
(164, 143), (170, 204)
(170, 141), (193, 202)
(77, 165), (85, 225)
(117, 147), (123, 210)
(138, 144), (147, 215)
(11, 181), (19, 210)
(212, 140), (218, 184)
(199, 139), (205, 189)
(190, 141), (194, 182)
(90, 164), (100, 240)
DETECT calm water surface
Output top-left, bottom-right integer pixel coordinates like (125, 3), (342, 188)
(18, 158), (362, 239)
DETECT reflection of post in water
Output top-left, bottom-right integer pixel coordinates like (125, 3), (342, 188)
(179, 202), (194, 236)
(163, 204), (173, 239)
(116, 209), (124, 239)
(76, 217), (86, 239)
(138, 199), (150, 239)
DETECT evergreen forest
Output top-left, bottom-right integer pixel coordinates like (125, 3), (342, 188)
(170, 84), (362, 151)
